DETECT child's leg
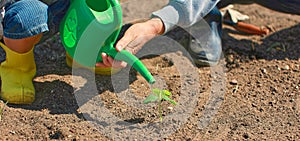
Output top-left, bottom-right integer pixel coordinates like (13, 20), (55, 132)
(3, 34), (42, 53)
(0, 40), (37, 104)
(0, 0), (48, 104)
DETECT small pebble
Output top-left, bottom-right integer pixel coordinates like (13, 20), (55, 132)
(230, 79), (238, 85)
(227, 54), (234, 63)
(283, 65), (290, 70)
(262, 68), (267, 74)
(277, 67), (281, 71)
(167, 107), (173, 110)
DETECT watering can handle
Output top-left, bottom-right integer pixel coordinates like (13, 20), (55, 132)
(109, 0), (120, 6)
(111, 0), (122, 28)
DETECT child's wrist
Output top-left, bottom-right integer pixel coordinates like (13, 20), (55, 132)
(148, 18), (165, 35)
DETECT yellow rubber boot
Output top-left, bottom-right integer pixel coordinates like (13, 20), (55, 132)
(66, 53), (121, 75)
(0, 42), (36, 104)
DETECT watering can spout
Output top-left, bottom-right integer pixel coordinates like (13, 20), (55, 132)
(108, 49), (156, 84)
(60, 0), (155, 84)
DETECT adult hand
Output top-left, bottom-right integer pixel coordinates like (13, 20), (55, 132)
(96, 18), (165, 68)
(115, 18), (165, 54)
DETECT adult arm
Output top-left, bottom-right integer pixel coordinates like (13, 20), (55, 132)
(98, 0), (220, 68)
(152, 0), (220, 33)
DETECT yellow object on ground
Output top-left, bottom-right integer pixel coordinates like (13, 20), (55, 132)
(0, 42), (36, 104)
(65, 53), (121, 75)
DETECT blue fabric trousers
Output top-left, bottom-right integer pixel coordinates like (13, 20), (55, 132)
(188, 6), (223, 66)
(3, 0), (70, 39)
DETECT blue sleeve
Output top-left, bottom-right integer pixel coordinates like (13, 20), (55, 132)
(152, 0), (220, 33)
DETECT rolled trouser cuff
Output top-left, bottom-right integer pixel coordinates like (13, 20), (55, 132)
(3, 0), (49, 39)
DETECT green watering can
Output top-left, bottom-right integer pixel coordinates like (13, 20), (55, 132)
(60, 0), (155, 84)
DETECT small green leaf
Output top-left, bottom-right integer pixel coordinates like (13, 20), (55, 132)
(162, 95), (177, 105)
(143, 94), (159, 104)
(152, 88), (161, 95)
(162, 90), (171, 96)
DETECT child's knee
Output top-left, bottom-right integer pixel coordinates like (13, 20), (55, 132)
(3, 0), (48, 39)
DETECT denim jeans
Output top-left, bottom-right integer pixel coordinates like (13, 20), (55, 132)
(3, 0), (70, 40)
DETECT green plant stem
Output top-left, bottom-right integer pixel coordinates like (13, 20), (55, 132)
(144, 88), (176, 122)
(158, 90), (162, 122)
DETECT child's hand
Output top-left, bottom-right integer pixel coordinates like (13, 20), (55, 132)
(95, 53), (128, 68)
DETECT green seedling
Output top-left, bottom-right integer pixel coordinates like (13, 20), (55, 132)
(0, 101), (8, 121)
(144, 88), (177, 122)
(267, 42), (286, 52)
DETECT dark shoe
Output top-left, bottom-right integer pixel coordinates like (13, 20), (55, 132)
(188, 22), (222, 67)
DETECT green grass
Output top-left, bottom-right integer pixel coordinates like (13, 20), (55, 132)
(0, 101), (8, 121)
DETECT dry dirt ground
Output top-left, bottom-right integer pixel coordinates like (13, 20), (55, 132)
(0, 1), (300, 141)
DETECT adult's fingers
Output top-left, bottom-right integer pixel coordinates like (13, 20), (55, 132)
(115, 31), (134, 52)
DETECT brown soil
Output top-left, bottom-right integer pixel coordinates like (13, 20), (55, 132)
(0, 1), (299, 141)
